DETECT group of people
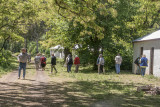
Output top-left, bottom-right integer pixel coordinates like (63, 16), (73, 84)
(134, 54), (148, 76)
(34, 53), (47, 71)
(17, 48), (124, 79)
(18, 48), (48, 79)
(97, 53), (123, 74)
(65, 54), (80, 73)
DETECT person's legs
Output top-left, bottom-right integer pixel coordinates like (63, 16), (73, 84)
(77, 64), (79, 73)
(100, 65), (103, 73)
(143, 68), (146, 76)
(97, 65), (100, 74)
(67, 64), (69, 72)
(118, 64), (121, 74)
(18, 63), (22, 78)
(53, 65), (57, 73)
(115, 64), (118, 74)
(22, 63), (26, 79)
(141, 68), (145, 76)
(69, 64), (72, 71)
(75, 65), (77, 73)
(75, 64), (79, 73)
(51, 65), (53, 73)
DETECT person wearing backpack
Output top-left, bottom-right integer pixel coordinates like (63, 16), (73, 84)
(134, 57), (141, 74)
(51, 53), (58, 74)
(74, 55), (80, 73)
(40, 54), (47, 71)
(98, 54), (105, 74)
(66, 54), (73, 72)
(34, 53), (41, 71)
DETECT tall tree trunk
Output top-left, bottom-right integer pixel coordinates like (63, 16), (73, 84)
(36, 39), (39, 54)
(24, 35), (27, 49)
(93, 46), (99, 70)
(64, 47), (71, 63)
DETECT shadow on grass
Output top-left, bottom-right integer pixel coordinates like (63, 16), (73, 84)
(79, 67), (132, 75)
(0, 79), (159, 107)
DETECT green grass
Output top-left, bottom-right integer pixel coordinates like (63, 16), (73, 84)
(44, 60), (160, 107)
(0, 56), (18, 77)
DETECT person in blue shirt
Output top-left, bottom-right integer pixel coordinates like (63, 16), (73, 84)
(140, 55), (148, 76)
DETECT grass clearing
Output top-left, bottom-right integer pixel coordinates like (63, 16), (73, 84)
(44, 59), (160, 107)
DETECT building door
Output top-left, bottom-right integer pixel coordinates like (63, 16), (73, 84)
(140, 47), (143, 56)
(150, 47), (154, 75)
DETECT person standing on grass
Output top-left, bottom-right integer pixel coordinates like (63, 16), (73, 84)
(74, 55), (80, 73)
(98, 54), (105, 74)
(34, 53), (41, 71)
(51, 53), (58, 74)
(40, 54), (47, 71)
(115, 53), (122, 74)
(97, 55), (100, 73)
(134, 57), (141, 74)
(140, 55), (148, 76)
(18, 48), (30, 79)
(66, 54), (73, 73)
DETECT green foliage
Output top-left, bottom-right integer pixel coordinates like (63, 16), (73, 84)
(0, 49), (12, 67)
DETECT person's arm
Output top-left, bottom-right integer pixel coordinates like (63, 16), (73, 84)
(55, 57), (56, 65)
(17, 55), (20, 62)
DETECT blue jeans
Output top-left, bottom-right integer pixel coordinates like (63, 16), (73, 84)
(18, 62), (26, 78)
(67, 64), (72, 72)
(115, 64), (121, 74)
(141, 68), (146, 76)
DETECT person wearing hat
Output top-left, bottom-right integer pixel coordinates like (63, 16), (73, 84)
(17, 48), (30, 79)
(74, 55), (80, 73)
(40, 54), (47, 71)
(34, 53), (41, 70)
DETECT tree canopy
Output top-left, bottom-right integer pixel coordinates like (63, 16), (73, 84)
(0, 0), (160, 70)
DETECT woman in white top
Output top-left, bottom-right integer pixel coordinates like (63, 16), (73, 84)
(115, 53), (122, 74)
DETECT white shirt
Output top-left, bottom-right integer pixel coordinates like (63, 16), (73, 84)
(115, 56), (122, 64)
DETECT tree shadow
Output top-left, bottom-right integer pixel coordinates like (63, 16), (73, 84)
(0, 79), (159, 107)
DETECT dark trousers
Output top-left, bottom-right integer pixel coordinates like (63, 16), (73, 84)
(75, 64), (80, 73)
(51, 65), (57, 73)
(100, 65), (104, 73)
(67, 64), (72, 72)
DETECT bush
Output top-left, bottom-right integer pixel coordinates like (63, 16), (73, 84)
(0, 50), (12, 67)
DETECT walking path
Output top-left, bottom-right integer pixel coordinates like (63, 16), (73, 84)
(0, 62), (114, 107)
(0, 63), (76, 107)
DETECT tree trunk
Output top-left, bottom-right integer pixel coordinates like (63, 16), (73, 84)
(64, 47), (71, 63)
(24, 35), (27, 49)
(36, 39), (39, 54)
(93, 46), (100, 70)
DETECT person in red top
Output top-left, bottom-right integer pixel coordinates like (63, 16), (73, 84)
(40, 54), (47, 71)
(74, 55), (80, 73)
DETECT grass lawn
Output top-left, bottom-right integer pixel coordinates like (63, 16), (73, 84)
(44, 59), (160, 107)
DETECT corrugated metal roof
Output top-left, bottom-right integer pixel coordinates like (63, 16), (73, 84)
(133, 30), (160, 42)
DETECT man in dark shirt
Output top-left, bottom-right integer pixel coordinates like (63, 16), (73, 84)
(51, 54), (58, 74)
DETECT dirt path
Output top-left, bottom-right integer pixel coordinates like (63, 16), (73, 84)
(0, 63), (89, 107)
